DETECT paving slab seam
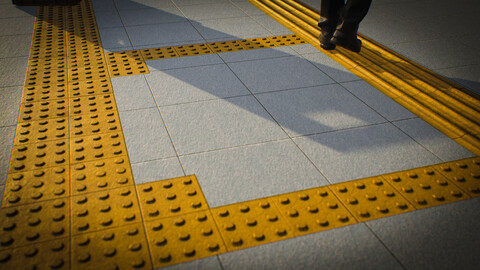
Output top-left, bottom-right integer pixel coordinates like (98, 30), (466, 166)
(248, 0), (480, 156)
(1, 0), (480, 269)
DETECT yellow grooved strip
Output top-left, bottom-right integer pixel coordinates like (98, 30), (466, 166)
(1, 0), (480, 269)
(105, 34), (306, 77)
(249, 0), (480, 156)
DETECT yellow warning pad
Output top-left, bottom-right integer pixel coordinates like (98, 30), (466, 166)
(330, 177), (414, 222)
(145, 211), (226, 268)
(212, 198), (293, 251)
(271, 186), (356, 236)
(433, 158), (480, 197)
(136, 175), (209, 221)
(71, 224), (152, 270)
(383, 167), (470, 209)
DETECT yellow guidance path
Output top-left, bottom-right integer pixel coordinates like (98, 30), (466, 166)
(249, 0), (480, 156)
(1, 0), (480, 269)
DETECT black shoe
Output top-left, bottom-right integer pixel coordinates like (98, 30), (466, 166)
(318, 28), (336, 50)
(331, 31), (362, 53)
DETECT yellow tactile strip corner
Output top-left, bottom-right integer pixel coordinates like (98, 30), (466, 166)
(3, 159), (479, 268)
(248, 0), (480, 156)
(105, 34), (307, 77)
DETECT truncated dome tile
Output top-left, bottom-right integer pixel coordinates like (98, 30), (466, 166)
(136, 175), (208, 221)
(271, 186), (357, 236)
(145, 211), (226, 268)
(71, 224), (152, 270)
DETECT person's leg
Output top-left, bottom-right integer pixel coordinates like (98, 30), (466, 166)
(318, 0), (344, 50)
(332, 0), (372, 52)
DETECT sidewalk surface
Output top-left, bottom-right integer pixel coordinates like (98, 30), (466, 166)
(0, 0), (479, 269)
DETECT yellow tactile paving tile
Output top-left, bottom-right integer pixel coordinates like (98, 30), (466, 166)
(2, 166), (69, 207)
(68, 79), (113, 98)
(271, 186), (357, 236)
(70, 156), (133, 195)
(69, 111), (121, 137)
(330, 177), (415, 222)
(69, 133), (126, 164)
(69, 93), (116, 115)
(70, 186), (141, 235)
(145, 210), (226, 268)
(1, 0), (480, 269)
(0, 238), (70, 270)
(14, 117), (69, 145)
(0, 199), (70, 250)
(433, 158), (480, 197)
(8, 140), (70, 174)
(18, 100), (69, 123)
(382, 167), (470, 209)
(211, 198), (293, 251)
(136, 175), (209, 221)
(71, 224), (152, 270)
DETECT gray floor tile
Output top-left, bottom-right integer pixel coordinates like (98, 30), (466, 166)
(228, 56), (334, 94)
(92, 0), (117, 12)
(180, 140), (327, 207)
(369, 1), (431, 21)
(293, 123), (442, 183)
(288, 43), (321, 55)
(0, 125), (16, 186)
(98, 27), (132, 49)
(118, 7), (187, 26)
(367, 197), (480, 270)
(0, 86), (22, 127)
(146, 53), (223, 72)
(119, 108), (177, 163)
(256, 84), (386, 137)
(359, 18), (441, 46)
(111, 75), (156, 111)
(303, 52), (361, 83)
(95, 11), (123, 29)
(219, 223), (403, 270)
(410, 13), (479, 38)
(341, 80), (417, 121)
(172, 0), (227, 6)
(114, 0), (176, 10)
(232, 1), (266, 15)
(387, 38), (480, 70)
(393, 118), (475, 161)
(0, 56), (28, 87)
(131, 158), (184, 184)
(179, 3), (247, 21)
(161, 256), (223, 270)
(218, 46), (297, 63)
(0, 34), (32, 58)
(0, 17), (34, 36)
(146, 64), (251, 106)
(126, 22), (204, 47)
(160, 95), (288, 155)
(435, 64), (480, 96)
(133, 39), (206, 50)
(457, 33), (480, 52)
(0, 5), (36, 19)
(191, 17), (271, 40)
(251, 15), (295, 35)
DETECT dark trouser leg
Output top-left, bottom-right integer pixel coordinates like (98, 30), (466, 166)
(336, 0), (372, 35)
(318, 0), (344, 50)
(331, 0), (372, 52)
(318, 0), (345, 30)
